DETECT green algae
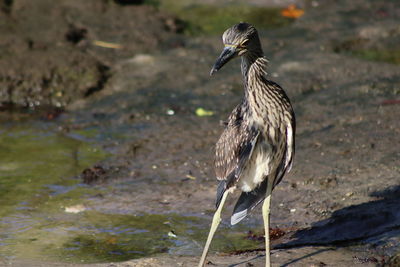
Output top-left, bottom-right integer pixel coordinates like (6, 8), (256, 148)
(152, 0), (292, 35)
(0, 124), (108, 260)
(0, 124), (262, 263)
(350, 49), (400, 65)
(179, 5), (291, 35)
(2, 209), (262, 263)
(0, 125), (106, 217)
(333, 38), (400, 65)
(56, 211), (261, 263)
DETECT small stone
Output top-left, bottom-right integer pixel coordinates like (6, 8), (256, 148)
(130, 54), (155, 65)
(65, 204), (86, 213)
(279, 61), (302, 72)
(166, 109), (175, 115)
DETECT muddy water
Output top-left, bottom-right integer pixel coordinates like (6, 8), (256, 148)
(0, 123), (104, 261)
(0, 121), (265, 264)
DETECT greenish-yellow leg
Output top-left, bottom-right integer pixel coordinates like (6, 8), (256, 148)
(198, 190), (229, 267)
(262, 187), (272, 267)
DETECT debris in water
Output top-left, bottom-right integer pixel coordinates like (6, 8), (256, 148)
(43, 108), (64, 121)
(168, 230), (177, 238)
(246, 230), (264, 242)
(185, 174), (196, 180)
(106, 236), (117, 245)
(195, 108), (214, 117)
(281, 5), (304, 19)
(166, 109), (175, 115)
(246, 228), (285, 242)
(82, 165), (107, 184)
(270, 228), (286, 240)
(65, 204), (86, 214)
(92, 40), (123, 49)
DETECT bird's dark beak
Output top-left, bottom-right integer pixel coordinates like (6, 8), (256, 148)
(210, 46), (237, 76)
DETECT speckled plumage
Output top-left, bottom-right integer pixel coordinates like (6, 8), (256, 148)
(214, 23), (295, 224)
(198, 22), (295, 267)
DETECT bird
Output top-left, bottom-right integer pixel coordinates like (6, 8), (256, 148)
(198, 22), (295, 267)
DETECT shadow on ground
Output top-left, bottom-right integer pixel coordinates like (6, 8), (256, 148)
(275, 185), (400, 264)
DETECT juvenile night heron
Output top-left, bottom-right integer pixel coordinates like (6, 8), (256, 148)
(198, 23), (295, 267)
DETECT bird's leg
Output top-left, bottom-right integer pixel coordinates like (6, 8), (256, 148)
(198, 190), (229, 267)
(262, 185), (273, 267)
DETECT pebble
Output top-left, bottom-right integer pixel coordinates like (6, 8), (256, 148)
(65, 204), (86, 214)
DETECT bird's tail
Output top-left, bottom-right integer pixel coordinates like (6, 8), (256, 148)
(230, 178), (269, 225)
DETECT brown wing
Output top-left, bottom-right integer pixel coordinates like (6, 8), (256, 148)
(215, 123), (259, 181)
(215, 104), (260, 207)
(215, 123), (259, 207)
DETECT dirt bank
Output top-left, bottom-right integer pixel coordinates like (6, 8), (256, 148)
(0, 0), (181, 109)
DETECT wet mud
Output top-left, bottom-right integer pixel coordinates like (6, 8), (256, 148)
(0, 0), (181, 109)
(1, 0), (399, 266)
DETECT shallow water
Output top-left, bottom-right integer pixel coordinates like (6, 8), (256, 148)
(0, 122), (107, 262)
(0, 122), (264, 263)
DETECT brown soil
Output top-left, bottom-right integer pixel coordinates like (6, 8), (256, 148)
(0, 0), (182, 109)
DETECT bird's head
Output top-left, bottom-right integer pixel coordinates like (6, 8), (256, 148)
(210, 22), (261, 75)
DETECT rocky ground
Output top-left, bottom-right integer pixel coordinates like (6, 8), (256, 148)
(1, 0), (399, 266)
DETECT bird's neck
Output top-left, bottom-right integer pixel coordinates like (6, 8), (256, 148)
(241, 52), (268, 86)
